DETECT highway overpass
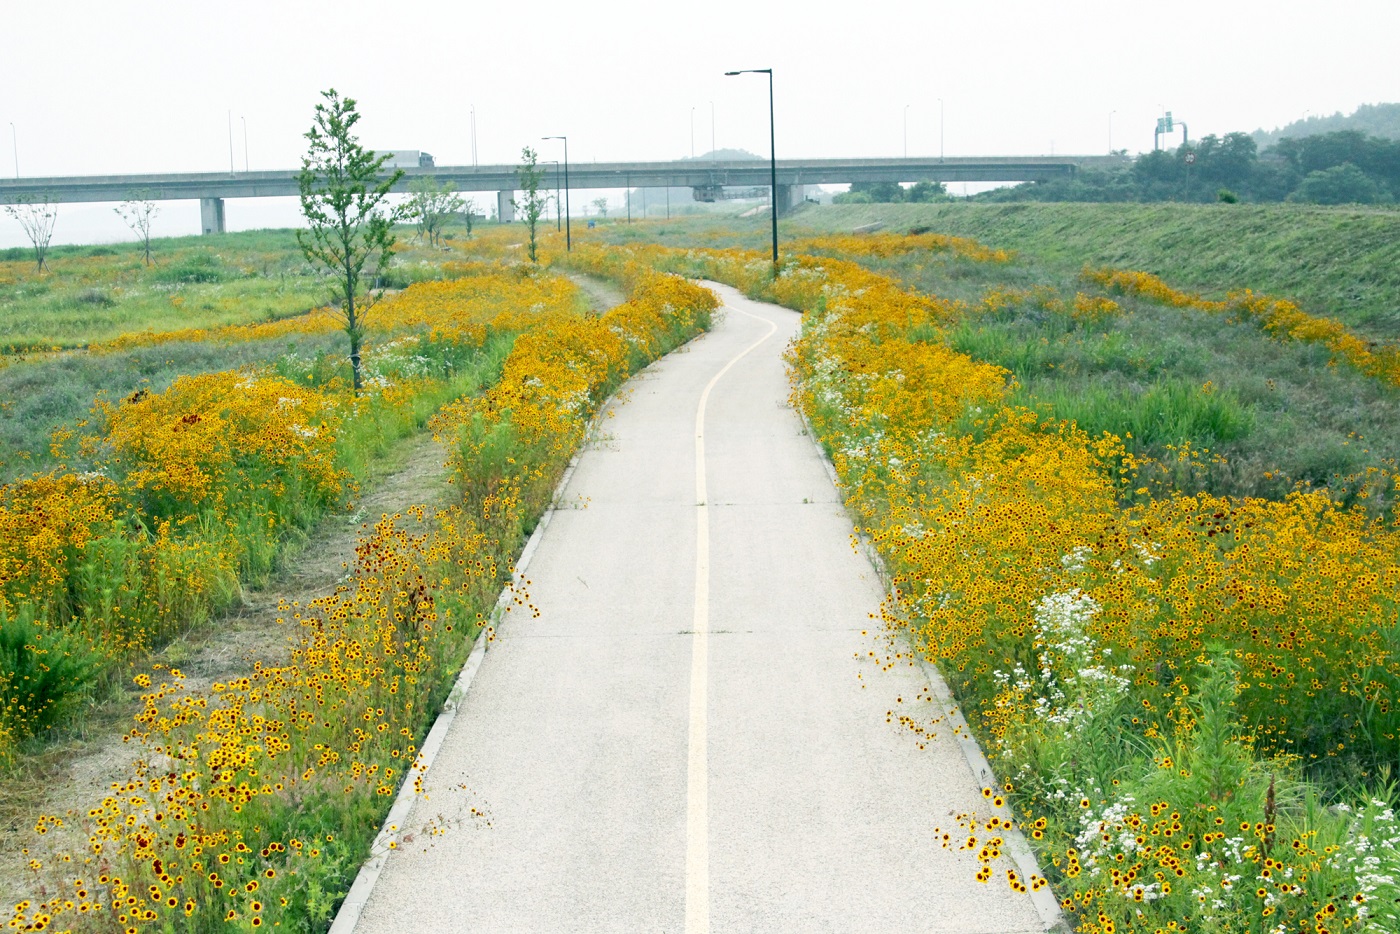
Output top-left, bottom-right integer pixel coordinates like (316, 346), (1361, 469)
(0, 156), (1128, 233)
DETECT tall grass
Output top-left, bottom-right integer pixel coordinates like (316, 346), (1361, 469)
(1020, 379), (1255, 448)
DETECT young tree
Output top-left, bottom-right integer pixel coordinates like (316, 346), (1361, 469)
(591, 196), (609, 217)
(3, 194), (58, 272)
(296, 88), (405, 392)
(460, 196), (476, 239)
(406, 176), (465, 247)
(115, 190), (159, 266)
(513, 146), (548, 263)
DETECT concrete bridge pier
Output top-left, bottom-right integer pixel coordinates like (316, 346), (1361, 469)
(774, 184), (807, 215)
(497, 190), (514, 223)
(199, 197), (226, 235)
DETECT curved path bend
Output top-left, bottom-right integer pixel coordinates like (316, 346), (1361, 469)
(350, 283), (1048, 933)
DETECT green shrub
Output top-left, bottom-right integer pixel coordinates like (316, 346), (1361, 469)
(0, 608), (106, 743)
(152, 251), (233, 284)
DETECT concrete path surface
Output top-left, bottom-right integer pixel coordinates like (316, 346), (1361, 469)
(347, 283), (1051, 933)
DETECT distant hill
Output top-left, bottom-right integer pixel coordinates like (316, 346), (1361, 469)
(680, 148), (764, 162)
(1253, 103), (1400, 148)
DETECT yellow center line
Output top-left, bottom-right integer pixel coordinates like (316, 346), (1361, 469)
(686, 298), (777, 934)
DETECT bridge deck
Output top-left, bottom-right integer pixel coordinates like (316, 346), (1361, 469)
(0, 155), (1128, 203)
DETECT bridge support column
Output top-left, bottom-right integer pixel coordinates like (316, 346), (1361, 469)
(774, 184), (806, 215)
(199, 197), (226, 235)
(497, 190), (514, 223)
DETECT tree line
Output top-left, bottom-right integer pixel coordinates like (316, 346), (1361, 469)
(831, 129), (1400, 207)
(985, 130), (1400, 206)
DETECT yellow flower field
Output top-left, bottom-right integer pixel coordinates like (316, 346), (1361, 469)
(602, 238), (1400, 934)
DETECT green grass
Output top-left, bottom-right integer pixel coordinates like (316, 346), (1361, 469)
(0, 227), (459, 352)
(788, 202), (1400, 340)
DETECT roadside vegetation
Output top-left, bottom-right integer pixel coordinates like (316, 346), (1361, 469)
(2, 220), (718, 930)
(596, 233), (1400, 933)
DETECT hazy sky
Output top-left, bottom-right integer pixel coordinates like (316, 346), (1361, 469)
(3, 0), (1396, 245)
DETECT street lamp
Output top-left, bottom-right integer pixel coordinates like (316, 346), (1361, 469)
(938, 98), (945, 161)
(544, 159), (561, 231)
(724, 68), (778, 267)
(542, 136), (570, 251)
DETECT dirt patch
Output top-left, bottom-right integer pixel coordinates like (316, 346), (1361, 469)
(565, 271), (627, 313)
(0, 433), (454, 901)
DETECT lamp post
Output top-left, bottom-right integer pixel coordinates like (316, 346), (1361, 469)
(725, 68), (778, 267)
(903, 104), (909, 158)
(544, 160), (561, 231)
(241, 116), (249, 172)
(227, 110), (235, 174)
(542, 136), (570, 251)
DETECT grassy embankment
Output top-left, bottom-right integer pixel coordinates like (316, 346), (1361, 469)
(791, 202), (1400, 340)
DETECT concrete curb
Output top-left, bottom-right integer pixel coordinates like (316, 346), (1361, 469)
(327, 385), (626, 934)
(794, 408), (1069, 933)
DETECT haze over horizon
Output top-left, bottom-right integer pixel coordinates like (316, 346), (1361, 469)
(3, 0), (1396, 244)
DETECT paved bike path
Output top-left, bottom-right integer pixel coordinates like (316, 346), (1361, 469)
(350, 283), (1048, 933)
